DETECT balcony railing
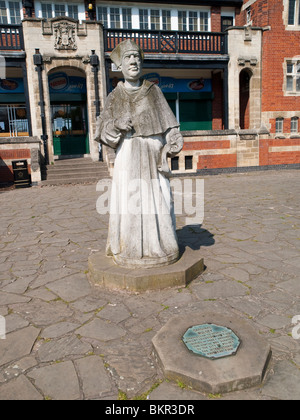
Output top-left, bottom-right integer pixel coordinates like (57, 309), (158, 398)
(0, 24), (24, 50)
(104, 29), (227, 55)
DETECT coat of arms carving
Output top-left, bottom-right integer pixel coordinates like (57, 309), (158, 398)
(54, 21), (77, 51)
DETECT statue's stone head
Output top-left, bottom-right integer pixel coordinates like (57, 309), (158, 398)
(110, 40), (144, 82)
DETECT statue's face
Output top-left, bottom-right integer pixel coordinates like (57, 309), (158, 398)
(119, 50), (142, 82)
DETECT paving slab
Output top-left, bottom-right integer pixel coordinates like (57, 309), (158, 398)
(0, 170), (299, 400)
(27, 361), (80, 400)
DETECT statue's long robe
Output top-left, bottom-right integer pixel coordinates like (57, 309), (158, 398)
(97, 80), (181, 268)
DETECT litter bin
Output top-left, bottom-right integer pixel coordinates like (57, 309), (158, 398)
(12, 160), (31, 188)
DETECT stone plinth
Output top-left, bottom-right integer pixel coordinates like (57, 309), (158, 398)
(88, 247), (204, 292)
(152, 312), (271, 394)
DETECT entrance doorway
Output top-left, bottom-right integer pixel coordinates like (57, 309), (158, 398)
(51, 103), (88, 155)
(48, 68), (88, 156)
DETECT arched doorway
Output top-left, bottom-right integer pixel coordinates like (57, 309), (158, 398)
(48, 67), (89, 156)
(239, 68), (252, 130)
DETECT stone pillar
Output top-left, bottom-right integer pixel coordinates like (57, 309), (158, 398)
(227, 27), (263, 131)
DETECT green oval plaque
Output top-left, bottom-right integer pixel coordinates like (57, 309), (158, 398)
(182, 323), (240, 360)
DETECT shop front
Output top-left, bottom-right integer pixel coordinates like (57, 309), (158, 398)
(109, 69), (216, 132)
(48, 69), (89, 157)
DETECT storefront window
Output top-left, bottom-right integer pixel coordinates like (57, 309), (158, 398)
(0, 104), (28, 137)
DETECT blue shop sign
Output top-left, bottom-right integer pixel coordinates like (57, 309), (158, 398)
(143, 73), (212, 93)
(0, 78), (24, 93)
(110, 73), (211, 93)
(49, 72), (86, 94)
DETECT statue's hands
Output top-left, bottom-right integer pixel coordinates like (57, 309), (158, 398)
(114, 117), (133, 133)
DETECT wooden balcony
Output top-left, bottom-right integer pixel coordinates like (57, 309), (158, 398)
(0, 24), (24, 50)
(104, 28), (227, 55)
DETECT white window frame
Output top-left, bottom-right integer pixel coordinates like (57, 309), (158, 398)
(284, 0), (300, 30)
(36, 2), (85, 22)
(275, 117), (284, 134)
(97, 5), (132, 29)
(137, 8), (172, 31)
(0, 0), (23, 24)
(287, 0), (300, 25)
(98, 5), (210, 32)
(291, 116), (299, 133)
(177, 8), (210, 32)
(285, 59), (300, 95)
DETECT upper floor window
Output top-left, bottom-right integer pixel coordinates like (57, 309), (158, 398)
(286, 60), (300, 93)
(97, 6), (132, 29)
(288, 0), (300, 25)
(276, 117), (284, 134)
(99, 6), (209, 32)
(0, 1), (8, 23)
(291, 116), (299, 133)
(178, 10), (209, 32)
(138, 9), (171, 31)
(40, 3), (79, 20)
(0, 1), (22, 24)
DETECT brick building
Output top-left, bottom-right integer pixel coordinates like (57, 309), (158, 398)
(0, 0), (299, 185)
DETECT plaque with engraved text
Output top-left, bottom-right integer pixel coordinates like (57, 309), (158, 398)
(182, 324), (240, 360)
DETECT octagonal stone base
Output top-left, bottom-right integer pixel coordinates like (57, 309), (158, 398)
(152, 312), (272, 394)
(88, 247), (204, 292)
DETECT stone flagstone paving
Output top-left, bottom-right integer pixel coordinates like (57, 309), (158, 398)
(0, 169), (299, 400)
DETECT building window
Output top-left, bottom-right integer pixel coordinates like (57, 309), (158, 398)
(0, 1), (8, 24)
(178, 10), (209, 32)
(8, 1), (21, 24)
(139, 9), (172, 31)
(0, 105), (28, 137)
(286, 61), (300, 93)
(246, 7), (251, 25)
(291, 116), (299, 133)
(122, 8), (132, 29)
(110, 7), (121, 29)
(178, 11), (187, 31)
(54, 3), (65, 17)
(98, 6), (108, 27)
(275, 118), (284, 134)
(139, 9), (148, 30)
(288, 0), (300, 25)
(171, 157), (179, 171)
(199, 11), (209, 31)
(41, 3), (52, 19)
(185, 156), (193, 170)
(150, 9), (160, 30)
(162, 10), (171, 30)
(97, 6), (132, 29)
(68, 5), (78, 20)
(0, 1), (23, 24)
(40, 3), (79, 20)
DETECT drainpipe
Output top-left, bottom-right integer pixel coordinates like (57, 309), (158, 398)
(33, 49), (49, 165)
(90, 50), (100, 117)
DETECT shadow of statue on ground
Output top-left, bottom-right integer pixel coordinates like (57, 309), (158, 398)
(176, 224), (215, 257)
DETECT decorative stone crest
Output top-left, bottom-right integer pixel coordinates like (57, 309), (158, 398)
(54, 21), (77, 51)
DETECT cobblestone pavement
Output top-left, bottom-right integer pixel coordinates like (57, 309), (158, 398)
(0, 169), (299, 400)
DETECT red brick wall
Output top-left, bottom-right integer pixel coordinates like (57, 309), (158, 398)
(211, 7), (221, 32)
(197, 154), (237, 170)
(239, 0), (300, 114)
(259, 137), (300, 166)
